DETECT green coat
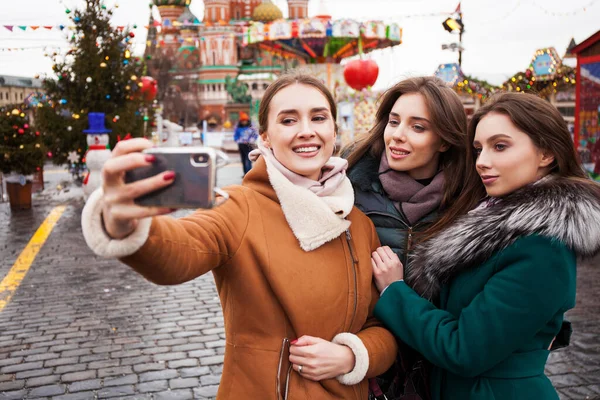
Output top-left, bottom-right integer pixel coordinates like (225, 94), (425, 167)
(375, 235), (577, 400)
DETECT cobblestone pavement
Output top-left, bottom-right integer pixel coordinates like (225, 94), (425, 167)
(0, 157), (599, 399)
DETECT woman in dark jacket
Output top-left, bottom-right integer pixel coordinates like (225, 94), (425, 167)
(372, 92), (600, 400)
(345, 76), (469, 267)
(344, 76), (470, 398)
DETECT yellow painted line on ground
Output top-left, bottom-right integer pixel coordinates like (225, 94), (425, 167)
(0, 205), (66, 312)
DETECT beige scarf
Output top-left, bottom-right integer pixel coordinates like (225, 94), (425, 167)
(249, 140), (354, 251)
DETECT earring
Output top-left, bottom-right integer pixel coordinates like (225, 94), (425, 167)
(333, 143), (337, 155)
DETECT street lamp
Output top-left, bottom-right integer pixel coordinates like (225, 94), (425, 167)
(441, 4), (465, 66)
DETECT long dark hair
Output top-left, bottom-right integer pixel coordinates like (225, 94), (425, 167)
(425, 91), (596, 240)
(344, 76), (469, 215)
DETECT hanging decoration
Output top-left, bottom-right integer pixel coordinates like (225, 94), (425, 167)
(344, 59), (379, 91)
(139, 76), (158, 101)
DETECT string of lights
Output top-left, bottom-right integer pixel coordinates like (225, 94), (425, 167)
(530, 0), (599, 16)
(474, 0), (523, 25)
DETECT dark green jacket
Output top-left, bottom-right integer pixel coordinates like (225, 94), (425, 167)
(374, 177), (600, 400)
(348, 155), (439, 267)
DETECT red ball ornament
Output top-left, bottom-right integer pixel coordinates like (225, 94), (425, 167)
(344, 59), (379, 91)
(24, 124), (29, 129)
(18, 129), (25, 134)
(129, 32), (135, 38)
(140, 76), (158, 101)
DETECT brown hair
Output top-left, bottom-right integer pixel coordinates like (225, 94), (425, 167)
(344, 76), (469, 213)
(425, 91), (593, 240)
(258, 70), (338, 135)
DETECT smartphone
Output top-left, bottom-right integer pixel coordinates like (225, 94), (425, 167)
(124, 147), (229, 209)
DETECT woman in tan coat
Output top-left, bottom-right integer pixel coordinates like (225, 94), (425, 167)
(81, 72), (397, 399)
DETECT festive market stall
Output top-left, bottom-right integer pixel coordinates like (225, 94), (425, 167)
(434, 63), (494, 118)
(499, 47), (576, 122)
(570, 30), (600, 180)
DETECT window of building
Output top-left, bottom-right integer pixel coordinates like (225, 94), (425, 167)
(20, 92), (23, 100)
(251, 83), (258, 90)
(263, 83), (269, 90)
(0, 92), (3, 100)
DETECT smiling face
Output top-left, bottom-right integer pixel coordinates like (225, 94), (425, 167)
(473, 112), (555, 197)
(382, 93), (449, 180)
(261, 84), (336, 181)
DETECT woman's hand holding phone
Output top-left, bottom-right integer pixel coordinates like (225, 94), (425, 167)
(101, 138), (175, 239)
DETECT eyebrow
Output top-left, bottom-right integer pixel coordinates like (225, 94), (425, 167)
(473, 134), (512, 145)
(278, 107), (330, 116)
(389, 112), (430, 123)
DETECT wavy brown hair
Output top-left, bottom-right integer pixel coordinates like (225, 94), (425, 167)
(344, 76), (469, 230)
(424, 91), (596, 240)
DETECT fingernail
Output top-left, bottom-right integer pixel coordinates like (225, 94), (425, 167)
(145, 155), (156, 162)
(163, 171), (176, 181)
(290, 339), (298, 345)
(170, 208), (177, 213)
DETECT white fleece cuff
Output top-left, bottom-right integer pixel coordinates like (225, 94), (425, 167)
(81, 188), (152, 259)
(332, 332), (369, 385)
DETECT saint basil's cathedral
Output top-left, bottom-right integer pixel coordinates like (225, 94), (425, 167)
(146, 0), (310, 128)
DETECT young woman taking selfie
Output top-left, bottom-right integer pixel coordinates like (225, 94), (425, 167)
(81, 72), (396, 400)
(372, 92), (600, 400)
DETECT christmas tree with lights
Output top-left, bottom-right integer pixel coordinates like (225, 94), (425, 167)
(0, 107), (45, 177)
(36, 0), (155, 166)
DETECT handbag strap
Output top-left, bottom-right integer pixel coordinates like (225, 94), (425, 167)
(368, 378), (388, 400)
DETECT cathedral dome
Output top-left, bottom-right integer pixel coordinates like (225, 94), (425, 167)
(252, 0), (283, 23)
(178, 5), (200, 26)
(153, 0), (189, 7)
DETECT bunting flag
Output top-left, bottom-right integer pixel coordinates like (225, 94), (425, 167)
(4, 25), (14, 31)
(18, 26), (27, 31)
(30, 26), (40, 30)
(44, 26), (54, 30)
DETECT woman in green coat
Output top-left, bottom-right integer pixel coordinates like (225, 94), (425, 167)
(371, 92), (600, 400)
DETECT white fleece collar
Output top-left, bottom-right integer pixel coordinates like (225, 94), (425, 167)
(263, 156), (354, 251)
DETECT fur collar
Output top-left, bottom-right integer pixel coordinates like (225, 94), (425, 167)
(347, 154), (382, 192)
(256, 157), (354, 252)
(406, 177), (600, 300)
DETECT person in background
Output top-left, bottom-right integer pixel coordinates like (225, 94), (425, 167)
(372, 92), (600, 400)
(234, 111), (257, 175)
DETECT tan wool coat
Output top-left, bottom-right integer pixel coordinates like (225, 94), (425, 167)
(82, 157), (397, 400)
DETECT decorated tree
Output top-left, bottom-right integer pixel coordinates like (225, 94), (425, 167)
(0, 107), (45, 177)
(36, 0), (154, 166)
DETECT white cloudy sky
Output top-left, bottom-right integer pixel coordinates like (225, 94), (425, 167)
(0, 0), (598, 88)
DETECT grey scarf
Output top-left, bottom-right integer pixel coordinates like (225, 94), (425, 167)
(378, 153), (445, 225)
